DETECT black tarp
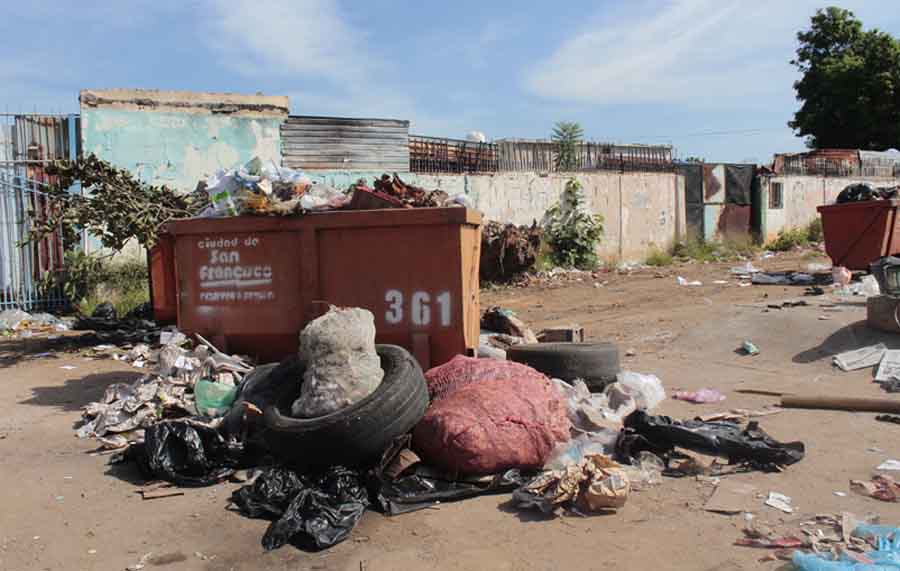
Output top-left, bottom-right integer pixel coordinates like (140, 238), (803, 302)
(725, 164), (754, 205)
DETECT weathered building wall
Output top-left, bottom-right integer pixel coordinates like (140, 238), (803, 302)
(759, 175), (899, 242)
(80, 89), (288, 192)
(305, 170), (685, 262)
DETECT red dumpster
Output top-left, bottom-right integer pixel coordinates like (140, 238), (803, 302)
(818, 200), (900, 270)
(154, 207), (481, 368)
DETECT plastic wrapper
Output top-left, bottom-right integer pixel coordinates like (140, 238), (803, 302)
(513, 454), (630, 514)
(195, 379), (238, 417)
(673, 388), (726, 404)
(299, 184), (351, 211)
(619, 411), (805, 471)
(291, 308), (384, 418)
(127, 420), (240, 486)
(793, 523), (900, 569)
(230, 466), (368, 551)
(616, 371), (666, 411)
(0, 308), (30, 330)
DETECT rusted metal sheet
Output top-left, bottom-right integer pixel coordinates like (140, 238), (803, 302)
(702, 164), (725, 202)
(774, 149), (860, 176)
(716, 204), (751, 239)
(281, 115), (410, 172)
(160, 207), (481, 368)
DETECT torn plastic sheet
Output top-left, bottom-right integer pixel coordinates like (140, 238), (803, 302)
(127, 420), (241, 486)
(369, 437), (531, 515)
(619, 411), (805, 471)
(230, 466), (368, 551)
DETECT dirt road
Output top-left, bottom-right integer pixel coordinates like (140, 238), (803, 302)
(3, 252), (900, 570)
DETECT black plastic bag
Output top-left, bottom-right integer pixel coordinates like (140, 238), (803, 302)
(372, 467), (528, 515)
(367, 437), (532, 515)
(231, 466), (368, 551)
(619, 411), (805, 471)
(129, 420), (240, 486)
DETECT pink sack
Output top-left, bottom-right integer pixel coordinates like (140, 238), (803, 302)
(413, 375), (571, 475)
(424, 354), (548, 401)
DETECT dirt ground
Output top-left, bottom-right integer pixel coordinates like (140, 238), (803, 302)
(3, 251), (900, 571)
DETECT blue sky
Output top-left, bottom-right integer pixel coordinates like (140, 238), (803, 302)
(3, 0), (900, 163)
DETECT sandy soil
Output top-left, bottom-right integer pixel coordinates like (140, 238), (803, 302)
(3, 251), (900, 570)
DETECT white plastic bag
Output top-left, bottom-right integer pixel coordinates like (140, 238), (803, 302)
(616, 371), (666, 411)
(544, 431), (620, 470)
(300, 184), (350, 211)
(0, 309), (31, 331)
(291, 308), (384, 418)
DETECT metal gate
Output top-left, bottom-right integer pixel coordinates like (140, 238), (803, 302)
(0, 113), (79, 310)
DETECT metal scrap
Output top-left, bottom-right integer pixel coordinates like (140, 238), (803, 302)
(372, 173), (448, 208)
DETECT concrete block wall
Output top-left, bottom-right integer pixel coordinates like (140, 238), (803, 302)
(759, 175), (899, 242)
(305, 170), (685, 263)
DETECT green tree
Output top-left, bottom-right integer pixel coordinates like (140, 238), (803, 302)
(790, 7), (900, 149)
(551, 121), (584, 171)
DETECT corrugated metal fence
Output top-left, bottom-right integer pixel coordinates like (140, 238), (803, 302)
(0, 114), (78, 310)
(281, 115), (409, 171)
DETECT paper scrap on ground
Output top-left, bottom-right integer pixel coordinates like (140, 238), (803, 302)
(765, 491), (794, 513)
(677, 276), (702, 287)
(877, 459), (900, 471)
(833, 343), (887, 372)
(59, 365), (77, 371)
(704, 480), (757, 514)
(876, 350), (900, 382)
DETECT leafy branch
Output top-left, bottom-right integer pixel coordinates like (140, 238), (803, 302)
(31, 155), (208, 251)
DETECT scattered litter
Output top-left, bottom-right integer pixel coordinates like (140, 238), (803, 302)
(731, 262), (761, 276)
(765, 491), (794, 513)
(125, 552), (153, 571)
(673, 388), (726, 404)
(876, 460), (900, 471)
(834, 491), (848, 497)
(513, 454), (630, 514)
(850, 475), (900, 502)
(137, 482), (185, 500)
(742, 341), (760, 356)
(876, 415), (900, 425)
(713, 280), (729, 285)
(698, 407), (782, 422)
(481, 306), (538, 343)
(832, 266), (852, 287)
(833, 344), (887, 372)
(59, 365), (77, 371)
(677, 276), (702, 286)
(875, 350), (900, 383)
(752, 272), (816, 286)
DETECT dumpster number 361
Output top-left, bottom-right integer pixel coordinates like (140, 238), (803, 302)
(384, 290), (451, 327)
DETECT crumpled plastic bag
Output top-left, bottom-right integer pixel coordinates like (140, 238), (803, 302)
(127, 420), (240, 486)
(513, 454), (630, 514)
(291, 308), (384, 418)
(619, 411), (805, 470)
(230, 466), (369, 551)
(0, 308), (30, 331)
(300, 184), (350, 211)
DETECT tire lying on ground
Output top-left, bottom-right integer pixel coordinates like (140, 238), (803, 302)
(506, 342), (620, 390)
(263, 345), (429, 468)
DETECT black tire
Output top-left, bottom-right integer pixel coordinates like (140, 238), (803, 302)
(262, 345), (429, 468)
(219, 357), (304, 441)
(506, 342), (620, 390)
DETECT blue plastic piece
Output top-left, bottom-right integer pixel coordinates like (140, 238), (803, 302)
(791, 525), (900, 570)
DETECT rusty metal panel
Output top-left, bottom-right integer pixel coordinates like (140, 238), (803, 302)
(703, 164), (726, 203)
(716, 204), (751, 239)
(281, 115), (409, 171)
(163, 208), (481, 367)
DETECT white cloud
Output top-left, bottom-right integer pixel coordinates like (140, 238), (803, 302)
(207, 0), (374, 83)
(526, 0), (894, 105)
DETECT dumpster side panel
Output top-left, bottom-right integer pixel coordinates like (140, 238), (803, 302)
(315, 224), (470, 367)
(150, 234), (177, 325)
(818, 201), (900, 270)
(174, 230), (304, 360)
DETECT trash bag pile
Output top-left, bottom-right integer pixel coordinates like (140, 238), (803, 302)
(836, 182), (899, 204)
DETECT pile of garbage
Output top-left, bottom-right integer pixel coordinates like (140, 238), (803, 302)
(76, 331), (252, 450)
(0, 308), (71, 337)
(836, 182), (900, 204)
(73, 305), (807, 554)
(480, 221), (543, 283)
(199, 158), (469, 218)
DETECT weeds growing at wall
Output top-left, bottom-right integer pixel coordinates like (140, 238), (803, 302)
(645, 246), (674, 267)
(766, 218), (823, 252)
(543, 179), (604, 270)
(47, 251), (150, 317)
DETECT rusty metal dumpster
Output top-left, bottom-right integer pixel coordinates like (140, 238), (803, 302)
(154, 207), (481, 368)
(818, 200), (900, 270)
